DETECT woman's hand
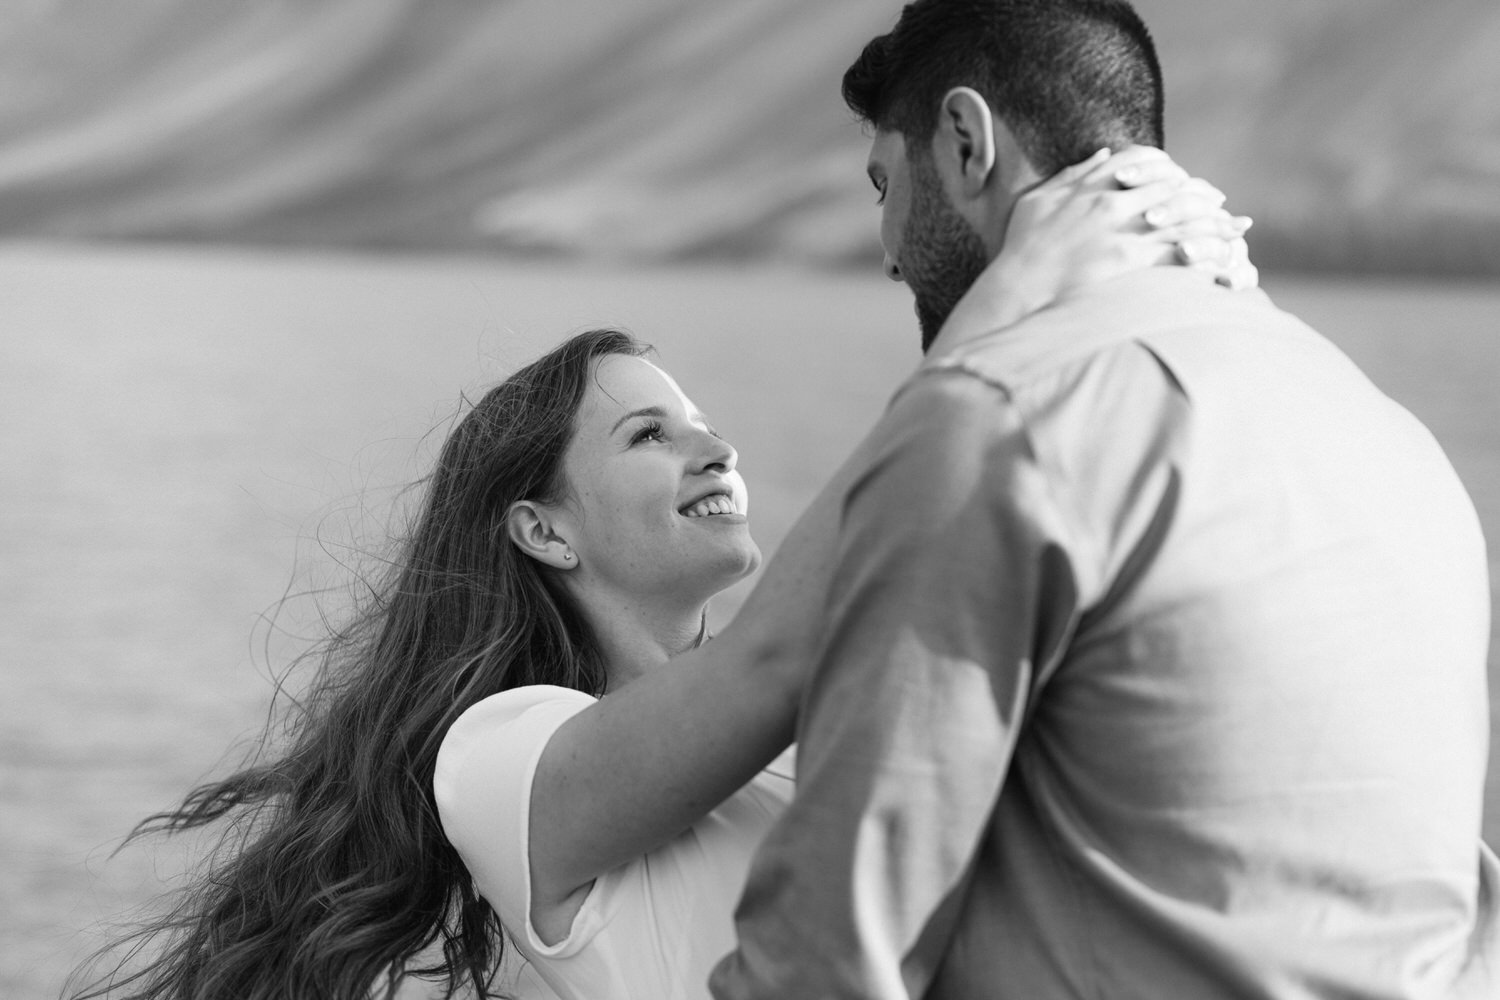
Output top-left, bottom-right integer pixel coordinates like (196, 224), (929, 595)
(935, 146), (1256, 350)
(1109, 146), (1257, 289)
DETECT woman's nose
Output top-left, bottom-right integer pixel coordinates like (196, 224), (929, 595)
(694, 426), (738, 473)
(883, 253), (903, 282)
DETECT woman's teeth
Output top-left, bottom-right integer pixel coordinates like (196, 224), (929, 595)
(682, 495), (735, 518)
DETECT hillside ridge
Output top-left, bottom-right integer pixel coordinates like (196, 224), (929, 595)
(0, 0), (1495, 273)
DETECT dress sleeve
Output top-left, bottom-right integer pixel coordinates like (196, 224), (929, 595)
(433, 685), (601, 956)
(711, 370), (1082, 999)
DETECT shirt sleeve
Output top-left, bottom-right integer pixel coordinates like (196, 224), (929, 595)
(710, 369), (1084, 999)
(433, 685), (602, 957)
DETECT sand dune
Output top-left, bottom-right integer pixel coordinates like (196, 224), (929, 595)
(0, 0), (1496, 273)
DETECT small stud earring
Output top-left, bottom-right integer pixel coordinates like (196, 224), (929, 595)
(563, 552), (574, 562)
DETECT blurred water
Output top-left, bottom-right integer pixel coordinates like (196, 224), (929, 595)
(3, 244), (1498, 998)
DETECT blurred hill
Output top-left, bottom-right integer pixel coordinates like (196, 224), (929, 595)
(0, 0), (1496, 275)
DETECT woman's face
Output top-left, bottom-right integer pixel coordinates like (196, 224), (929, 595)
(551, 354), (760, 605)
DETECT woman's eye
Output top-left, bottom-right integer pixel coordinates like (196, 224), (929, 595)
(631, 421), (665, 445)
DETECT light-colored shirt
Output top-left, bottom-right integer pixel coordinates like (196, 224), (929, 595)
(434, 685), (794, 1000)
(711, 269), (1499, 999)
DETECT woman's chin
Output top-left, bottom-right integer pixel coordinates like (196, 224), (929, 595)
(705, 541), (763, 595)
(736, 537), (764, 578)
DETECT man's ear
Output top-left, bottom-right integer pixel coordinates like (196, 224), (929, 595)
(506, 500), (576, 570)
(936, 86), (998, 199)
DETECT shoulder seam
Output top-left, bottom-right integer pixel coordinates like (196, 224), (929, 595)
(895, 359), (1017, 408)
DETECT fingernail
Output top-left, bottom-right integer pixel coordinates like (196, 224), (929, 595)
(1234, 215), (1254, 232)
(1145, 206), (1169, 227)
(1116, 166), (1139, 183)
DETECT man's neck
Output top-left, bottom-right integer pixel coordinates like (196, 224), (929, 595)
(923, 245), (1037, 357)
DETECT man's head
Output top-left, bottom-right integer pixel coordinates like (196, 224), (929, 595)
(844, 0), (1164, 349)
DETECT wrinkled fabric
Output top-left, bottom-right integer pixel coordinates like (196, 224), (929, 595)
(713, 270), (1499, 1000)
(436, 685), (794, 1000)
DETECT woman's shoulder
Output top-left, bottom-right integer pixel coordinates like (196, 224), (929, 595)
(448, 684), (596, 735)
(434, 686), (597, 809)
(431, 686), (602, 970)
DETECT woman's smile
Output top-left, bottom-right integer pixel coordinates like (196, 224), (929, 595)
(551, 354), (760, 600)
(679, 491), (742, 520)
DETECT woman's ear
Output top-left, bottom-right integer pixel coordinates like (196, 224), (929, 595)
(506, 500), (576, 570)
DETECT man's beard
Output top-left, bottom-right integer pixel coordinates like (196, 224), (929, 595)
(904, 153), (991, 353)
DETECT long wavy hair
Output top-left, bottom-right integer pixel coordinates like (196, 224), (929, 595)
(68, 328), (652, 1000)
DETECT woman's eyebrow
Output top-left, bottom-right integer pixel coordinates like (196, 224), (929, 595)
(610, 406), (667, 435)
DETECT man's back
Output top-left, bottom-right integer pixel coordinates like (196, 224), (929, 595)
(713, 269), (1498, 999)
(928, 269), (1497, 996)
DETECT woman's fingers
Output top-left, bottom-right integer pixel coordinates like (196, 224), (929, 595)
(1083, 144), (1171, 186)
(1179, 236), (1232, 267)
(1181, 235), (1259, 290)
(1166, 219), (1257, 285)
(1145, 180), (1228, 226)
(997, 146), (1261, 305)
(1078, 178), (1187, 225)
(1113, 153), (1189, 190)
(1049, 144), (1175, 193)
(1215, 238), (1259, 290)
(1147, 210), (1251, 244)
(1048, 147), (1113, 187)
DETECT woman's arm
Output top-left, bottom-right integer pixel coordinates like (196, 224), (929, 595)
(525, 430), (865, 931)
(521, 146), (1255, 924)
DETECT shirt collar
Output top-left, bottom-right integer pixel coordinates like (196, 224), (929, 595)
(921, 269), (1254, 383)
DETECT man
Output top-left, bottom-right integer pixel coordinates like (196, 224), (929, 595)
(710, 1), (1499, 997)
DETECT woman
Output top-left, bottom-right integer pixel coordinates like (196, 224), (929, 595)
(69, 147), (1252, 1000)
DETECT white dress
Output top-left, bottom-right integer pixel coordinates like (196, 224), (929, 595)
(434, 685), (794, 1000)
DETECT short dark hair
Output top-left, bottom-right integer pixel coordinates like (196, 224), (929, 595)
(842, 0), (1164, 175)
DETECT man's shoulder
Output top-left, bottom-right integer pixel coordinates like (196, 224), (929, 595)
(923, 269), (1298, 396)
